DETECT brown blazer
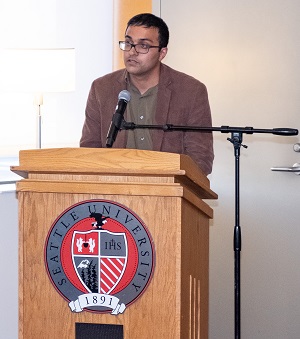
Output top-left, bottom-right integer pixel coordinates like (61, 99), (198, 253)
(80, 63), (214, 175)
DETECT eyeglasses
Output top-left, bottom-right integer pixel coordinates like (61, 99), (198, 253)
(119, 41), (161, 54)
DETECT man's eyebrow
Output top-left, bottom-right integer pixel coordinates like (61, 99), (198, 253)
(125, 35), (154, 43)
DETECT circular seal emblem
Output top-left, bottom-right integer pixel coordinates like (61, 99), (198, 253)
(45, 199), (155, 315)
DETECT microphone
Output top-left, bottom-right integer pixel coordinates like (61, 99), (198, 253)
(106, 90), (131, 147)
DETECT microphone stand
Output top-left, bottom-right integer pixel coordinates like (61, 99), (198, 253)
(121, 120), (298, 339)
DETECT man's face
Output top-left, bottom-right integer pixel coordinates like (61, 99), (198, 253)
(123, 25), (167, 77)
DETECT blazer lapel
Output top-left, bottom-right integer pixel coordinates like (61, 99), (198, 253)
(152, 64), (172, 151)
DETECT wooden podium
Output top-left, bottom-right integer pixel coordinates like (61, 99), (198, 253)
(12, 148), (217, 339)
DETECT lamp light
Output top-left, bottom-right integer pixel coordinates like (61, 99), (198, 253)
(1, 48), (75, 148)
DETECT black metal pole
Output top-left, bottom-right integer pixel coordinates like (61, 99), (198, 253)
(234, 141), (241, 339)
(122, 122), (298, 137)
(228, 132), (245, 339)
(121, 121), (298, 338)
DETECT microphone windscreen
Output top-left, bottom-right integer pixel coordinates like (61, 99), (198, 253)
(118, 90), (131, 102)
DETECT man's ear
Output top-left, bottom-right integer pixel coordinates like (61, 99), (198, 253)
(159, 47), (168, 61)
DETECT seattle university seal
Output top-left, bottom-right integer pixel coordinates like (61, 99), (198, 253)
(45, 199), (155, 314)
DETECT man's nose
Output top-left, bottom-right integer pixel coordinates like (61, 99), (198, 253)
(129, 45), (138, 55)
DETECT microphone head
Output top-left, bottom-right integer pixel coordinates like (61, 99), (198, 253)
(118, 90), (131, 102)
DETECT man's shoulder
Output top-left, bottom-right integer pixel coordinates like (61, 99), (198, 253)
(160, 63), (206, 88)
(92, 68), (126, 86)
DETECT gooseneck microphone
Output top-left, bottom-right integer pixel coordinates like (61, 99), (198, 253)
(106, 90), (131, 148)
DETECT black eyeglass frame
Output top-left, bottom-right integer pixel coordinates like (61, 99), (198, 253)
(119, 41), (161, 54)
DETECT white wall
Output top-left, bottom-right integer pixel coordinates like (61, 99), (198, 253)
(156, 0), (300, 338)
(0, 0), (113, 155)
(0, 192), (18, 339)
(0, 1), (113, 338)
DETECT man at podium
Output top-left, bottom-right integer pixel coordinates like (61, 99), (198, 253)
(80, 13), (214, 175)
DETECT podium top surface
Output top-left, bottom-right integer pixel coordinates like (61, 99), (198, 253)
(11, 148), (217, 199)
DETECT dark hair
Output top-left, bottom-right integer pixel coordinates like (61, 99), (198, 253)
(126, 13), (169, 48)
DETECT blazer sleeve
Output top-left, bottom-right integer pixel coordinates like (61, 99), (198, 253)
(183, 82), (214, 175)
(80, 81), (103, 148)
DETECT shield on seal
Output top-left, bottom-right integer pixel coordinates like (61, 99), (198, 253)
(72, 229), (128, 294)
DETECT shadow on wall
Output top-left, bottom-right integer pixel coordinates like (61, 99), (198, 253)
(0, 190), (18, 338)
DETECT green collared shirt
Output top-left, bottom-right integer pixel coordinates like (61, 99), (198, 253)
(125, 80), (158, 150)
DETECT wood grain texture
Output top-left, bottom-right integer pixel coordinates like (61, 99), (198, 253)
(12, 148), (217, 200)
(15, 148), (216, 339)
